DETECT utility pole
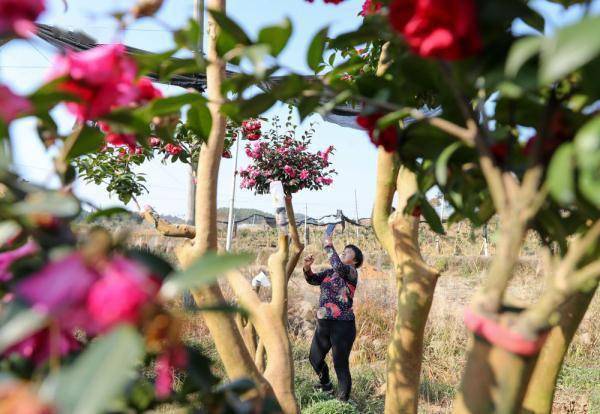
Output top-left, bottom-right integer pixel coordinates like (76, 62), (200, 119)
(304, 203), (308, 246)
(225, 129), (241, 251)
(354, 189), (359, 239)
(187, 0), (205, 225)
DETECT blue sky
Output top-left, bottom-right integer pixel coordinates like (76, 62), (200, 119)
(2, 0), (598, 219)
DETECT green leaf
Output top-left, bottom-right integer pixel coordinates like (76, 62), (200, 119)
(209, 9), (251, 46)
(66, 125), (104, 160)
(0, 302), (47, 353)
(258, 18), (292, 57)
(574, 116), (600, 170)
(375, 109), (412, 130)
(505, 36), (542, 78)
(421, 197), (445, 235)
(579, 169), (600, 208)
(159, 58), (205, 80)
(49, 326), (144, 414)
(435, 142), (462, 186)
(307, 27), (329, 72)
(236, 93), (277, 119)
(186, 101), (212, 140)
(147, 94), (206, 117)
(540, 15), (600, 84)
(85, 207), (130, 223)
(547, 143), (576, 204)
(11, 191), (80, 218)
(161, 252), (252, 299)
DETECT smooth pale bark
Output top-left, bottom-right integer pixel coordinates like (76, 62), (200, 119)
(521, 286), (597, 414)
(228, 233), (299, 414)
(176, 0), (271, 398)
(453, 333), (539, 414)
(385, 167), (439, 414)
(141, 207), (195, 238)
(372, 149), (439, 414)
(285, 197), (304, 280)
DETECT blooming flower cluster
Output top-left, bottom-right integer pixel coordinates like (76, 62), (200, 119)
(389, 0), (482, 60)
(239, 119), (336, 195)
(307, 0), (482, 61)
(0, 238), (184, 398)
(242, 118), (262, 141)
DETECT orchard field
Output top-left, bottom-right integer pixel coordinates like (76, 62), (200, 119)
(112, 217), (599, 413)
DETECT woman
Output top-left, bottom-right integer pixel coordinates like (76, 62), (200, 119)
(302, 237), (364, 401)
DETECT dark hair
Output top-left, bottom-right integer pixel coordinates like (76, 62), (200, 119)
(345, 244), (364, 269)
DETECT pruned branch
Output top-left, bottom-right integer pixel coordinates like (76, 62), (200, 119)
(514, 219), (600, 335)
(141, 206), (196, 238)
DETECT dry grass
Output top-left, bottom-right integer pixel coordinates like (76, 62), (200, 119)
(116, 220), (599, 414)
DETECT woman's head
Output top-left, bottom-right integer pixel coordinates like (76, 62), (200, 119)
(341, 244), (364, 268)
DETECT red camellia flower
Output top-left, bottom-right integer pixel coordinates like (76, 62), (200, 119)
(164, 143), (183, 155)
(98, 122), (137, 149)
(0, 0), (45, 38)
(360, 0), (382, 16)
(389, 0), (482, 60)
(49, 44), (139, 121)
(357, 113), (399, 152)
(135, 77), (163, 104)
(222, 149), (232, 158)
(0, 85), (33, 123)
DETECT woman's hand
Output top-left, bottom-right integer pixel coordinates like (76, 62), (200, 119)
(303, 255), (314, 270)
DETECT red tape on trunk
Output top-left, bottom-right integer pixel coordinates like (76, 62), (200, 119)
(464, 308), (547, 357)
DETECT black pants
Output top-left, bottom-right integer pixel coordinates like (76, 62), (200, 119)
(309, 319), (356, 401)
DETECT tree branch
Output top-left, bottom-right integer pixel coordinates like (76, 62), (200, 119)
(141, 206), (196, 238)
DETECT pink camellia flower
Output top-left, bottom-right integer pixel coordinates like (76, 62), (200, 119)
(0, 0), (45, 38)
(321, 177), (333, 185)
(0, 240), (38, 282)
(299, 170), (310, 180)
(0, 85), (33, 123)
(149, 136), (161, 147)
(4, 327), (79, 365)
(155, 346), (188, 398)
(283, 165), (296, 178)
(164, 143), (183, 155)
(15, 253), (99, 330)
(87, 256), (159, 333)
(49, 44), (139, 121)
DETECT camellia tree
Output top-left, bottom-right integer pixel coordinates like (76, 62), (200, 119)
(74, 116), (237, 206)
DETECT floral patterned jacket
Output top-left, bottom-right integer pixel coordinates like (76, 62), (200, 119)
(303, 245), (358, 321)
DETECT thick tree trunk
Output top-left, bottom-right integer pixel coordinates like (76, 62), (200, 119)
(521, 286), (597, 414)
(453, 333), (539, 414)
(176, 0), (271, 399)
(372, 148), (439, 414)
(228, 232), (299, 414)
(384, 167), (439, 414)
